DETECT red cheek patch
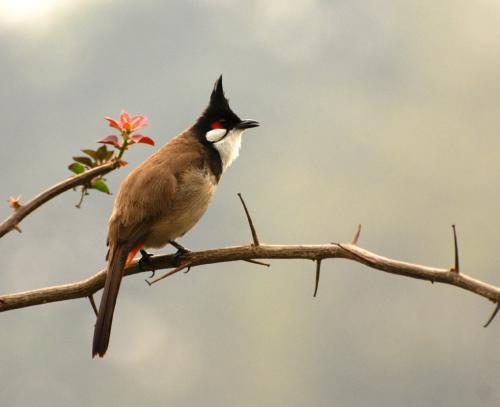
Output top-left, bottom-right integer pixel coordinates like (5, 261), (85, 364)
(211, 121), (223, 129)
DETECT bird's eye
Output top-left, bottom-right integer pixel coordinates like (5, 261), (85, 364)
(211, 121), (224, 129)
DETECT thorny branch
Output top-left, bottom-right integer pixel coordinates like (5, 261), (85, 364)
(0, 161), (120, 238)
(1, 183), (499, 328)
(1, 243), (500, 325)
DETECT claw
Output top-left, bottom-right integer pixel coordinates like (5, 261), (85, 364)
(139, 249), (155, 274)
(169, 240), (191, 267)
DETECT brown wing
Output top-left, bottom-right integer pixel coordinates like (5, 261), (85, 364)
(107, 132), (211, 250)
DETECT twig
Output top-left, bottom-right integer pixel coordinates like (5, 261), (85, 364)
(243, 259), (270, 267)
(145, 261), (192, 286)
(75, 188), (87, 209)
(88, 295), (98, 316)
(237, 193), (260, 246)
(352, 224), (362, 245)
(313, 259), (322, 297)
(0, 161), (120, 238)
(483, 303), (500, 328)
(1, 243), (500, 318)
(451, 224), (460, 273)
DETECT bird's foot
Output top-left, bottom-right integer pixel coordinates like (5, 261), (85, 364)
(169, 240), (190, 254)
(169, 240), (191, 272)
(139, 249), (156, 278)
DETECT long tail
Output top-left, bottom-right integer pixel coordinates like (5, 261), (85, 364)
(92, 244), (129, 358)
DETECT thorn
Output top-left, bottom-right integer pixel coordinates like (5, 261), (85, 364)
(88, 295), (98, 316)
(75, 187), (86, 209)
(451, 224), (460, 273)
(146, 261), (192, 286)
(237, 193), (260, 246)
(313, 259), (322, 297)
(13, 224), (22, 233)
(243, 259), (270, 267)
(483, 303), (500, 328)
(352, 224), (362, 245)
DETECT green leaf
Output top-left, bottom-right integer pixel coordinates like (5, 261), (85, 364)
(105, 149), (114, 161)
(72, 156), (94, 167)
(82, 149), (98, 160)
(91, 178), (111, 194)
(96, 145), (109, 161)
(68, 162), (85, 174)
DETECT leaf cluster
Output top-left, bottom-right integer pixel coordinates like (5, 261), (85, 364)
(67, 111), (155, 207)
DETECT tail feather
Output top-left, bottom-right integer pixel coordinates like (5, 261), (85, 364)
(92, 244), (129, 358)
(126, 243), (143, 265)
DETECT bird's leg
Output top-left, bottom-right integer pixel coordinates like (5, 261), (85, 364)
(139, 249), (156, 278)
(169, 240), (190, 254)
(169, 240), (191, 273)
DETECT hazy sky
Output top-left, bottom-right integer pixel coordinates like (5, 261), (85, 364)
(1, 1), (499, 406)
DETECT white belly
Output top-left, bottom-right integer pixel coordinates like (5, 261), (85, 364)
(144, 168), (217, 248)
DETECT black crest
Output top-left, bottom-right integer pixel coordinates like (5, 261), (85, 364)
(209, 75), (231, 110)
(195, 75), (241, 131)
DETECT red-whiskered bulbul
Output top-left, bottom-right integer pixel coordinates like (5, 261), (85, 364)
(92, 76), (259, 357)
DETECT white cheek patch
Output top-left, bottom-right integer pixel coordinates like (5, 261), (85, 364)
(213, 128), (243, 172)
(205, 128), (227, 143)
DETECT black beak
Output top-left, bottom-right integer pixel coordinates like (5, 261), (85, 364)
(235, 119), (260, 130)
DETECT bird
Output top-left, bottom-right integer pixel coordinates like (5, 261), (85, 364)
(92, 76), (259, 357)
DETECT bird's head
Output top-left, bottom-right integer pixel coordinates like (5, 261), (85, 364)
(195, 75), (259, 145)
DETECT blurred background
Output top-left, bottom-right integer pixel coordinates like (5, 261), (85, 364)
(1, 1), (499, 405)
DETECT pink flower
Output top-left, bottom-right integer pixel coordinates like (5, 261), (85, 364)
(98, 110), (154, 148)
(104, 110), (148, 134)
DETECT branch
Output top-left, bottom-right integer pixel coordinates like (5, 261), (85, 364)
(1, 243), (499, 322)
(237, 192), (260, 246)
(0, 161), (120, 238)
